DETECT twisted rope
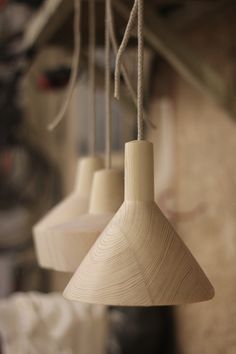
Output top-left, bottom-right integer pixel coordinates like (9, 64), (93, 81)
(47, 0), (81, 131)
(88, 0), (96, 154)
(105, 0), (112, 168)
(114, 0), (138, 100)
(137, 0), (144, 140)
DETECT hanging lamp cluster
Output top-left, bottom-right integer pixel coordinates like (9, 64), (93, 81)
(45, 0), (124, 273)
(33, 0), (214, 306)
(33, 0), (124, 273)
(33, 0), (104, 270)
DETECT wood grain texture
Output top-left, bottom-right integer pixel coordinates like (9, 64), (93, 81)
(47, 169), (124, 272)
(33, 156), (103, 269)
(64, 141), (214, 306)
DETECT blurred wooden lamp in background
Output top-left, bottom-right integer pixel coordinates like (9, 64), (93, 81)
(33, 156), (103, 268)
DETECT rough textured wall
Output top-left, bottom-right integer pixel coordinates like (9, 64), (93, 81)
(174, 77), (236, 354)
(148, 6), (236, 354)
(175, 7), (236, 354)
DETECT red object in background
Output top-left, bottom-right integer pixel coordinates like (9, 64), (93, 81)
(0, 0), (8, 10)
(37, 76), (51, 90)
(36, 67), (70, 91)
(0, 150), (13, 176)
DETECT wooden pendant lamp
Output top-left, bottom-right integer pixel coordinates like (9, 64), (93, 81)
(44, 0), (124, 273)
(33, 156), (103, 268)
(63, 0), (214, 306)
(46, 168), (123, 272)
(33, 0), (104, 270)
(64, 141), (214, 305)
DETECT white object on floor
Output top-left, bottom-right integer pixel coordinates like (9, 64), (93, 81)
(0, 292), (107, 354)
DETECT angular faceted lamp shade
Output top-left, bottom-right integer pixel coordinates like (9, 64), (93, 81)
(64, 141), (214, 306)
(33, 156), (103, 269)
(46, 168), (124, 273)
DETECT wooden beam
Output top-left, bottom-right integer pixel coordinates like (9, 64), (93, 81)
(23, 0), (73, 49)
(113, 0), (236, 120)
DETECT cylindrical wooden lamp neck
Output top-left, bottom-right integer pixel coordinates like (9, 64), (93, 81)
(125, 140), (154, 202)
(89, 169), (124, 214)
(74, 156), (103, 197)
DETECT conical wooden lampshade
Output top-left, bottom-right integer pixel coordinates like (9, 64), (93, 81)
(33, 156), (103, 268)
(47, 168), (124, 272)
(64, 141), (214, 306)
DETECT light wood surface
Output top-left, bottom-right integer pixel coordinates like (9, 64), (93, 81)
(47, 169), (124, 272)
(48, 213), (113, 273)
(89, 169), (124, 214)
(64, 141), (214, 306)
(33, 156), (103, 268)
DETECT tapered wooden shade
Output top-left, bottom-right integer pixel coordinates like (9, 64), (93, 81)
(64, 141), (214, 306)
(46, 168), (124, 272)
(33, 156), (103, 268)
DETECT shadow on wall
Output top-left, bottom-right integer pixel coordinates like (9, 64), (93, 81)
(107, 307), (181, 354)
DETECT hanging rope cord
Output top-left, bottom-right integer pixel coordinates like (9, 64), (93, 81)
(48, 0), (152, 135)
(114, 0), (146, 139)
(137, 0), (144, 140)
(88, 0), (96, 155)
(108, 0), (155, 129)
(48, 0), (81, 131)
(114, 0), (138, 100)
(105, 0), (112, 168)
